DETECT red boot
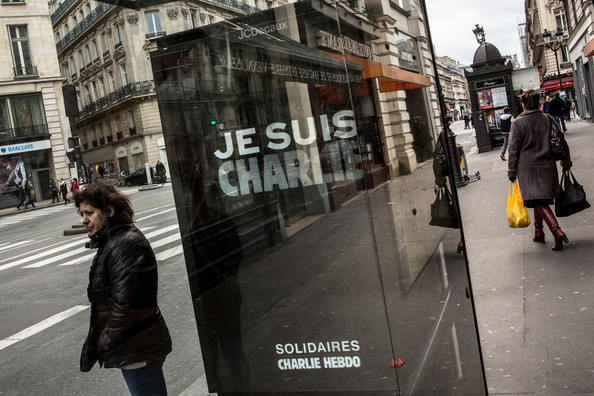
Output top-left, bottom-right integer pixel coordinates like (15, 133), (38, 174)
(533, 208), (545, 243)
(537, 206), (569, 251)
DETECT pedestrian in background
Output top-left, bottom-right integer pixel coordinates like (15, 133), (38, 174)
(499, 106), (514, 161)
(463, 113), (470, 129)
(60, 178), (70, 204)
(507, 89), (572, 251)
(71, 177), (80, 195)
(16, 184), (25, 210)
(564, 97), (572, 121)
(50, 178), (60, 203)
(23, 180), (35, 209)
(549, 92), (567, 132)
(155, 160), (166, 184)
(75, 181), (172, 395)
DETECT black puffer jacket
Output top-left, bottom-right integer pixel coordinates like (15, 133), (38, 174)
(84, 222), (172, 369)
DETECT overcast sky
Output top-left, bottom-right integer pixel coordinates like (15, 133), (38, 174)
(425, 0), (526, 67)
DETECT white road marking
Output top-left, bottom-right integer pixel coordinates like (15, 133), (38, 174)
(155, 245), (184, 261)
(0, 240), (33, 253)
(0, 305), (89, 351)
(23, 246), (88, 268)
(136, 208), (176, 222)
(0, 238), (88, 271)
(150, 233), (181, 249)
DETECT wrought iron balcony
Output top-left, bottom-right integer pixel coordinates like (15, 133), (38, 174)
(55, 3), (113, 53)
(0, 124), (49, 141)
(78, 80), (155, 119)
(145, 31), (166, 39)
(13, 65), (38, 78)
(51, 0), (76, 24)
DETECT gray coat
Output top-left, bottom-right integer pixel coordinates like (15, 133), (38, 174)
(507, 109), (571, 201)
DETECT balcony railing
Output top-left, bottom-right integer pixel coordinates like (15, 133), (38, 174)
(51, 0), (76, 24)
(78, 80), (155, 119)
(0, 124), (48, 140)
(145, 31), (166, 39)
(13, 65), (38, 78)
(55, 3), (113, 53)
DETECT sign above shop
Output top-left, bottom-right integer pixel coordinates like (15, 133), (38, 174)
(476, 77), (505, 89)
(316, 30), (372, 59)
(0, 140), (51, 155)
(116, 146), (127, 158)
(130, 142), (143, 154)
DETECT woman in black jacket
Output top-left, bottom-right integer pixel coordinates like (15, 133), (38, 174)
(75, 181), (172, 395)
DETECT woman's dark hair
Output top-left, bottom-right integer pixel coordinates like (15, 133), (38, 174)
(74, 181), (134, 224)
(521, 89), (541, 111)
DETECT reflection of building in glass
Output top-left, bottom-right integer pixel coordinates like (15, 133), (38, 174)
(48, 0), (270, 177)
(435, 55), (471, 120)
(0, 0), (73, 207)
(149, 1), (486, 394)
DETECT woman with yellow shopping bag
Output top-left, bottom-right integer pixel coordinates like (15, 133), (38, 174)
(507, 180), (530, 228)
(507, 89), (572, 250)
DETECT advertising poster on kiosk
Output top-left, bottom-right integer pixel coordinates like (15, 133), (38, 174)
(0, 155), (26, 208)
(150, 0), (486, 394)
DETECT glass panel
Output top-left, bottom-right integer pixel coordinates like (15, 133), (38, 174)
(151, 1), (485, 394)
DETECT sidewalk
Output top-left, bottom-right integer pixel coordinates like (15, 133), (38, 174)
(453, 118), (594, 394)
(0, 197), (66, 218)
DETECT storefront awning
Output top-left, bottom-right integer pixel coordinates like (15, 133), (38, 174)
(320, 51), (431, 91)
(540, 76), (574, 92)
(584, 37), (594, 58)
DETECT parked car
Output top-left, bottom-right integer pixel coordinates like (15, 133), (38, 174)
(123, 167), (164, 186)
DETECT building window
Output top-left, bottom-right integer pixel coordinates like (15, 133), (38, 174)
(561, 46), (569, 63)
(85, 45), (92, 65)
(91, 40), (99, 59)
(78, 51), (85, 70)
(0, 93), (47, 137)
(91, 81), (98, 101)
(146, 11), (163, 38)
(208, 14), (214, 24)
(101, 31), (109, 52)
(1, 0), (28, 3)
(69, 56), (76, 75)
(114, 23), (122, 45)
(83, 85), (91, 104)
(554, 9), (567, 32)
(190, 11), (197, 28)
(98, 77), (106, 97)
(119, 63), (128, 86)
(8, 25), (35, 77)
(107, 71), (115, 91)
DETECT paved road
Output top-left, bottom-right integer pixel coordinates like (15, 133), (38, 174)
(0, 185), (207, 396)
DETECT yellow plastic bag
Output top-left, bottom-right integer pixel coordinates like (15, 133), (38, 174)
(507, 181), (531, 228)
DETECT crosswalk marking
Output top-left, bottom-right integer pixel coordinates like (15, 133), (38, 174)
(0, 305), (89, 351)
(156, 245), (184, 261)
(58, 225), (181, 267)
(0, 236), (86, 265)
(0, 206), (72, 228)
(137, 207), (176, 221)
(0, 237), (90, 271)
(0, 239), (33, 253)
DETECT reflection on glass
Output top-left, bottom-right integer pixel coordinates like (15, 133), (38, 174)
(151, 0), (485, 394)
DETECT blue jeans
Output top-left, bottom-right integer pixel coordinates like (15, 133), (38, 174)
(501, 134), (509, 157)
(553, 115), (566, 131)
(121, 360), (167, 396)
(24, 192), (35, 208)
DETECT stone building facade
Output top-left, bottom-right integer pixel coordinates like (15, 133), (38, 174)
(525, 0), (575, 96)
(0, 0), (72, 206)
(48, 0), (268, 178)
(564, 0), (594, 120)
(435, 55), (471, 121)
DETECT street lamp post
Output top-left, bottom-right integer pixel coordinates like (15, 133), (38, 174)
(542, 28), (565, 94)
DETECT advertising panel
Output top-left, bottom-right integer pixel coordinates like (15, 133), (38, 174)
(151, 1), (486, 394)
